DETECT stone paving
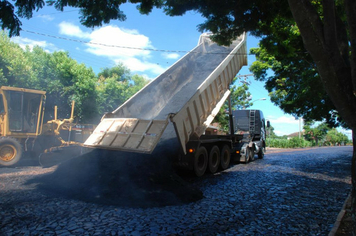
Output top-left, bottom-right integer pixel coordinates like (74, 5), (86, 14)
(0, 146), (352, 235)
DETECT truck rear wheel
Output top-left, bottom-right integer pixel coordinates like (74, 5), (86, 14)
(244, 147), (251, 163)
(249, 146), (255, 161)
(0, 137), (23, 166)
(220, 145), (231, 170)
(258, 146), (265, 159)
(193, 146), (208, 177)
(208, 146), (220, 174)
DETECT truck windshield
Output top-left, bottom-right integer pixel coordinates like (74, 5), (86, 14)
(236, 116), (249, 132)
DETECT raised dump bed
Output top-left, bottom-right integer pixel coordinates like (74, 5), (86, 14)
(85, 33), (247, 154)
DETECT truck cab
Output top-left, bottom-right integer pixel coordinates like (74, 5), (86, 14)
(232, 109), (267, 162)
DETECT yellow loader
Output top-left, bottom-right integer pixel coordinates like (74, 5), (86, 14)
(0, 86), (86, 167)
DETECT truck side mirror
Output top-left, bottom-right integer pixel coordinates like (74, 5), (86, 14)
(267, 120), (270, 128)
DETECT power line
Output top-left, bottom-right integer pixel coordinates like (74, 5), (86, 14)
(34, 9), (80, 16)
(22, 29), (252, 55)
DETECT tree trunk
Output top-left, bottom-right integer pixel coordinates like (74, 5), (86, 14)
(287, 0), (356, 230)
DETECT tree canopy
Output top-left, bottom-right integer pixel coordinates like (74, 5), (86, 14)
(96, 64), (148, 115)
(325, 128), (350, 146)
(303, 121), (330, 146)
(213, 82), (252, 133)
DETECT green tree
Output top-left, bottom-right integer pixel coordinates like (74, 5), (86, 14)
(303, 121), (330, 146)
(213, 81), (251, 133)
(36, 50), (98, 123)
(266, 124), (277, 139)
(326, 128), (350, 146)
(230, 83), (252, 110)
(249, 46), (341, 127)
(96, 64), (149, 115)
(0, 32), (99, 123)
(0, 31), (37, 87)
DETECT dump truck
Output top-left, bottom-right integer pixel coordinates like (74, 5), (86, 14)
(0, 86), (84, 166)
(84, 33), (268, 176)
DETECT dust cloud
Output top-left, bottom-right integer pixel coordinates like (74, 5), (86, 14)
(28, 137), (203, 208)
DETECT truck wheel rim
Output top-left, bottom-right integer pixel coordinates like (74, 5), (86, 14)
(0, 145), (17, 162)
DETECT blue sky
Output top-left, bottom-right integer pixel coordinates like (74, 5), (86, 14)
(10, 3), (352, 138)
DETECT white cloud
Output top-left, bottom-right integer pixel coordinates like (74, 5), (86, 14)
(37, 15), (54, 21)
(59, 21), (91, 39)
(57, 22), (166, 76)
(86, 25), (152, 58)
(162, 52), (180, 60)
(140, 73), (156, 80)
(266, 115), (302, 136)
(11, 37), (59, 52)
(267, 115), (300, 125)
(274, 130), (285, 136)
(117, 57), (166, 75)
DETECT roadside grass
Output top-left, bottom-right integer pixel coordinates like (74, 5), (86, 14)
(267, 137), (312, 148)
(266, 137), (352, 148)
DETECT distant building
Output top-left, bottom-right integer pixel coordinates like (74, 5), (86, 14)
(287, 130), (305, 139)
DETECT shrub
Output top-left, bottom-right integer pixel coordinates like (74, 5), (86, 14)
(266, 137), (312, 148)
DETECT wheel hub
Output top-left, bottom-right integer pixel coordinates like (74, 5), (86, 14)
(0, 145), (16, 162)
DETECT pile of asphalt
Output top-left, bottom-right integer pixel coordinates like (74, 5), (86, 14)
(27, 138), (203, 208)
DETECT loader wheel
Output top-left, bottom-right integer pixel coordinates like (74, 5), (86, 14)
(220, 145), (231, 170)
(193, 146), (208, 177)
(208, 146), (220, 174)
(0, 137), (22, 166)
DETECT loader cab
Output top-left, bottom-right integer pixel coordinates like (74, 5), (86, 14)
(0, 86), (46, 138)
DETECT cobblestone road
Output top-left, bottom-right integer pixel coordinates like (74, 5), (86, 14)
(0, 146), (352, 235)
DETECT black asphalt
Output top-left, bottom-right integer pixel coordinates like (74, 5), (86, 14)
(0, 146), (352, 235)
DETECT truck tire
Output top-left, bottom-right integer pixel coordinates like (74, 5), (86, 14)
(193, 146), (208, 177)
(258, 146), (265, 159)
(249, 146), (255, 162)
(0, 137), (23, 166)
(244, 147), (251, 163)
(208, 146), (220, 174)
(220, 145), (231, 170)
